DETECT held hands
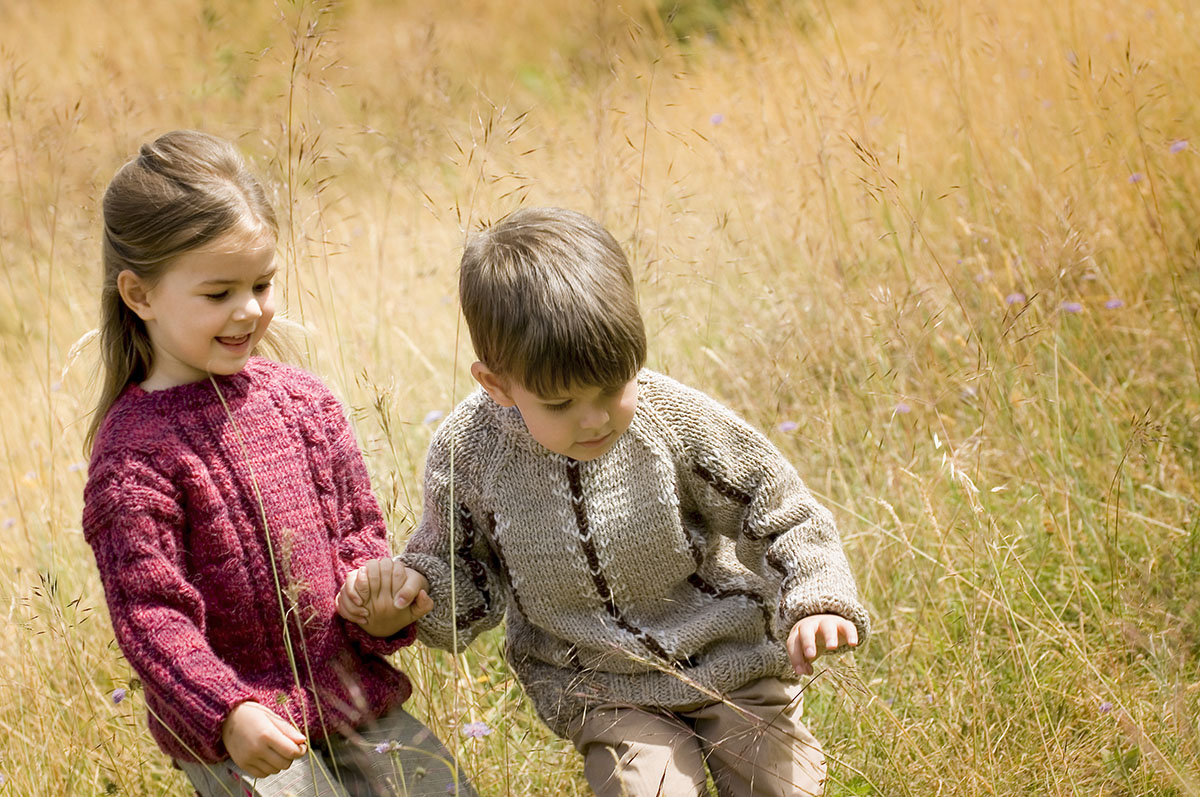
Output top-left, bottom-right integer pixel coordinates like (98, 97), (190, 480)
(221, 701), (307, 778)
(786, 614), (859, 677)
(336, 556), (433, 638)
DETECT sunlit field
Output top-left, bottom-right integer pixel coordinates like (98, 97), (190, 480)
(1, 0), (1197, 794)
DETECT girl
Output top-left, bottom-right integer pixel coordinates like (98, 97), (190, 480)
(83, 130), (473, 797)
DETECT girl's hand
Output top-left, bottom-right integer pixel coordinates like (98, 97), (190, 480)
(787, 614), (859, 676)
(337, 557), (434, 637)
(221, 701), (307, 778)
(336, 568), (370, 625)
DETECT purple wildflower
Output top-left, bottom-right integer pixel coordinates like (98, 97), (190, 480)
(1005, 292), (1026, 305)
(1170, 139), (1188, 154)
(1129, 172), (1144, 184)
(1104, 298), (1124, 309)
(1062, 301), (1083, 313)
(374, 741), (395, 754)
(710, 113), (724, 125)
(111, 688), (126, 705)
(461, 721), (492, 739)
(777, 420), (799, 433)
(894, 402), (912, 415)
(1099, 700), (1113, 713)
(422, 409), (444, 425)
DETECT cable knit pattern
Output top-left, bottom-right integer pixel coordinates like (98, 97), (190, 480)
(83, 357), (414, 763)
(402, 369), (869, 737)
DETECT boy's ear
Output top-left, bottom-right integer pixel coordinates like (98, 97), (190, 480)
(116, 270), (156, 321)
(470, 361), (517, 407)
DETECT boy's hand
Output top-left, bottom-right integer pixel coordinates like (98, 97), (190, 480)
(221, 701), (307, 778)
(336, 557), (433, 637)
(787, 614), (859, 676)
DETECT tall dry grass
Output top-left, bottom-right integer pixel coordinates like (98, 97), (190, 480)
(1, 0), (1197, 793)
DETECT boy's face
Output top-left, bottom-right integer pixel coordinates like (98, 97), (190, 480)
(472, 363), (638, 462)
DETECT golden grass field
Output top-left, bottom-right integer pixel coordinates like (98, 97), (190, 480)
(1, 0), (1198, 793)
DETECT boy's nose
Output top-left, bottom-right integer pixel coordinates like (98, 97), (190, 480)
(580, 403), (610, 430)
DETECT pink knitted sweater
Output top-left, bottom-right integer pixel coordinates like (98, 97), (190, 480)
(83, 358), (413, 763)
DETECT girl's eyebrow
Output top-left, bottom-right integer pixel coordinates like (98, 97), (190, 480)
(197, 267), (277, 286)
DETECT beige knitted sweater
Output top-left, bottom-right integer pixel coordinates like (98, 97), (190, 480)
(402, 369), (869, 736)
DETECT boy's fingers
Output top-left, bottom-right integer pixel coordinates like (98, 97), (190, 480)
(365, 560), (382, 597)
(410, 589), (434, 619)
(823, 622), (841, 653)
(393, 572), (423, 609)
(378, 557), (396, 605)
(798, 624), (818, 660)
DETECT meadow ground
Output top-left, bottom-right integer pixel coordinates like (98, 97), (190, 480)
(0, 0), (1197, 794)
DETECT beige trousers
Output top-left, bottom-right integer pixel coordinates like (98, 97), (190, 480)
(567, 677), (826, 797)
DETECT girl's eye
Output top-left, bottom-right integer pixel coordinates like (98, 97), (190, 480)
(253, 281), (272, 294)
(204, 291), (229, 301)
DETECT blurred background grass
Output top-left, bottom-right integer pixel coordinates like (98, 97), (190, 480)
(1, 0), (1197, 793)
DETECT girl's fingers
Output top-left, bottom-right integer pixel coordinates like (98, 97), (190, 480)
(352, 568), (372, 601)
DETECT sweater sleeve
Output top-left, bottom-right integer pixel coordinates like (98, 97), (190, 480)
(318, 388), (416, 657)
(645, 373), (870, 648)
(83, 454), (257, 762)
(400, 401), (508, 652)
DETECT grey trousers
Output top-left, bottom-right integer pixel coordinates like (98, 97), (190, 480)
(178, 705), (476, 797)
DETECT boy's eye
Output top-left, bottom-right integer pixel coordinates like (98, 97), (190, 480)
(544, 400), (572, 412)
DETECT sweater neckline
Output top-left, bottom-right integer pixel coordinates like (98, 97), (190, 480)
(122, 359), (261, 407)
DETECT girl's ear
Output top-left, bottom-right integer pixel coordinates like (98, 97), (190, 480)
(116, 270), (155, 321)
(470, 361), (516, 407)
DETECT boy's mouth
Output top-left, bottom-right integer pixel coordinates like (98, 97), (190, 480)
(577, 432), (612, 448)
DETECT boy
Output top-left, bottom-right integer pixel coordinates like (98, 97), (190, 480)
(339, 207), (870, 796)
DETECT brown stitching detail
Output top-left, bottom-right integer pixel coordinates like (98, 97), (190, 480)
(565, 459), (673, 663)
(692, 462), (751, 505)
(453, 504), (492, 630)
(687, 573), (774, 632)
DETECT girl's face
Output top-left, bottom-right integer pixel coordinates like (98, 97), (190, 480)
(122, 226), (276, 391)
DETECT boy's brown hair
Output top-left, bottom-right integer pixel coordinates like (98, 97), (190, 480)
(459, 207), (646, 396)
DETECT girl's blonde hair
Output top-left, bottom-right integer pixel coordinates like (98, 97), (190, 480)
(86, 130), (282, 452)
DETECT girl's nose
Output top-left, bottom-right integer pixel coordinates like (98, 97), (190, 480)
(232, 295), (262, 321)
